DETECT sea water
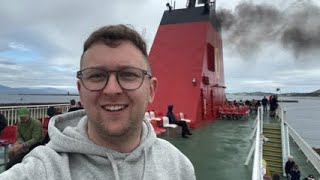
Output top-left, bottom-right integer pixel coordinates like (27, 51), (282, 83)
(0, 94), (80, 104)
(1, 94), (319, 147)
(227, 94), (320, 148)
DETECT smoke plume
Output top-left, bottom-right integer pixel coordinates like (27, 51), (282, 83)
(216, 0), (320, 59)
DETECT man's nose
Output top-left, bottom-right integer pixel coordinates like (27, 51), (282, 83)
(102, 73), (123, 94)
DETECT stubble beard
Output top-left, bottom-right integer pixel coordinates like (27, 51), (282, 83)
(91, 110), (145, 142)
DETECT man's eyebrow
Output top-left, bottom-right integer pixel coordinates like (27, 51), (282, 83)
(82, 65), (142, 70)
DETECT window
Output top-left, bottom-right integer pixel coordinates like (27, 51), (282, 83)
(207, 43), (215, 71)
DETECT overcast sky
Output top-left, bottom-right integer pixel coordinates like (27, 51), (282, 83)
(0, 0), (319, 93)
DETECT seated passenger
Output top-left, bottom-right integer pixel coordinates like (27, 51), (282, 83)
(166, 105), (192, 138)
(68, 100), (84, 112)
(290, 164), (301, 180)
(6, 107), (44, 170)
(0, 113), (8, 134)
(41, 106), (59, 144)
(303, 174), (314, 180)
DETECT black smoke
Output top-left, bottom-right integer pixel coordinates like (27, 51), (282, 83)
(215, 0), (320, 59)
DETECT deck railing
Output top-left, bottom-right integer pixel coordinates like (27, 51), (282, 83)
(279, 106), (290, 177)
(253, 107), (263, 180)
(278, 106), (320, 175)
(0, 104), (70, 125)
(246, 107), (263, 180)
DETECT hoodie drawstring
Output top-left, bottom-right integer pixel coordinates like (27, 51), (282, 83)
(140, 148), (147, 180)
(106, 153), (121, 180)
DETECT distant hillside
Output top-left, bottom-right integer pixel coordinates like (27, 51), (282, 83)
(231, 92), (274, 96)
(230, 89), (320, 97)
(285, 90), (320, 97)
(0, 85), (69, 94)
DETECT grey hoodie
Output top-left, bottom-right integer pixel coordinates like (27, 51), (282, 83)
(0, 110), (196, 180)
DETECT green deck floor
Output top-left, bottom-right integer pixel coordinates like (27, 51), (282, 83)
(168, 118), (255, 180)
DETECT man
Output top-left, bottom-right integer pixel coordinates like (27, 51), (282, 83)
(166, 105), (192, 138)
(0, 25), (195, 179)
(261, 96), (269, 112)
(6, 107), (43, 170)
(285, 156), (295, 179)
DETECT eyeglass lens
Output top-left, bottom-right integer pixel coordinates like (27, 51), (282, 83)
(80, 68), (147, 90)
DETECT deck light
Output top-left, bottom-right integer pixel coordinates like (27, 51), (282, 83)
(192, 78), (197, 86)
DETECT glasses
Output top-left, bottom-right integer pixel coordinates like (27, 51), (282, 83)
(77, 67), (151, 91)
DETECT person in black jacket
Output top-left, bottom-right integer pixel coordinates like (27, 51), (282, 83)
(41, 106), (59, 144)
(0, 113), (8, 133)
(166, 105), (192, 138)
(285, 156), (295, 179)
(261, 96), (269, 112)
(290, 164), (301, 180)
(269, 95), (278, 117)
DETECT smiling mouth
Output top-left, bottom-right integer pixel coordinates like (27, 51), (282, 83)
(102, 105), (128, 112)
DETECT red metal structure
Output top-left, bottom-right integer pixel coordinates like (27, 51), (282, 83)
(148, 2), (226, 128)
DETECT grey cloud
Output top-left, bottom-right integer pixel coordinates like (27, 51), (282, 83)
(0, 0), (164, 60)
(0, 0), (164, 90)
(216, 0), (320, 59)
(0, 58), (16, 65)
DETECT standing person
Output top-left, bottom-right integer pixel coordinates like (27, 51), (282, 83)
(285, 156), (296, 179)
(6, 107), (43, 170)
(166, 105), (192, 138)
(290, 164), (301, 180)
(261, 96), (269, 112)
(269, 95), (278, 117)
(0, 25), (195, 180)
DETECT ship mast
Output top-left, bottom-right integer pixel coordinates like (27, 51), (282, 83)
(186, 0), (216, 14)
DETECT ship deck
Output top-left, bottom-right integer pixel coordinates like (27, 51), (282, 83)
(168, 117), (254, 179)
(168, 113), (319, 179)
(0, 113), (319, 179)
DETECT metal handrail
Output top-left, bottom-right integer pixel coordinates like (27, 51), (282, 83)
(0, 104), (69, 125)
(287, 123), (320, 174)
(280, 106), (290, 176)
(250, 107), (263, 180)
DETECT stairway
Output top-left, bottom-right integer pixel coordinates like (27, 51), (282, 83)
(263, 125), (283, 175)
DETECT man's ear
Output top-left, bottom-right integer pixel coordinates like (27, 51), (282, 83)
(148, 77), (158, 103)
(77, 80), (83, 103)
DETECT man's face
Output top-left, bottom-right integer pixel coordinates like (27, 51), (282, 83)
(78, 41), (157, 138)
(20, 115), (30, 123)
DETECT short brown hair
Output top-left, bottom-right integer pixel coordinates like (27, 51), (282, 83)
(80, 24), (150, 73)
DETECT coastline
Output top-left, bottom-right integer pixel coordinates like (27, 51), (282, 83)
(0, 102), (69, 107)
(14, 93), (79, 96)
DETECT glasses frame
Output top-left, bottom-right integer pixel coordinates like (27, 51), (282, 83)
(77, 67), (152, 91)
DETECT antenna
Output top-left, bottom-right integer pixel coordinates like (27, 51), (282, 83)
(198, 0), (209, 4)
(187, 0), (196, 8)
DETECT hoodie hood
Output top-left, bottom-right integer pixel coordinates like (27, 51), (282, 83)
(47, 109), (157, 159)
(47, 110), (157, 180)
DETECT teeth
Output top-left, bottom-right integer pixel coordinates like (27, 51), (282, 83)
(104, 105), (126, 111)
